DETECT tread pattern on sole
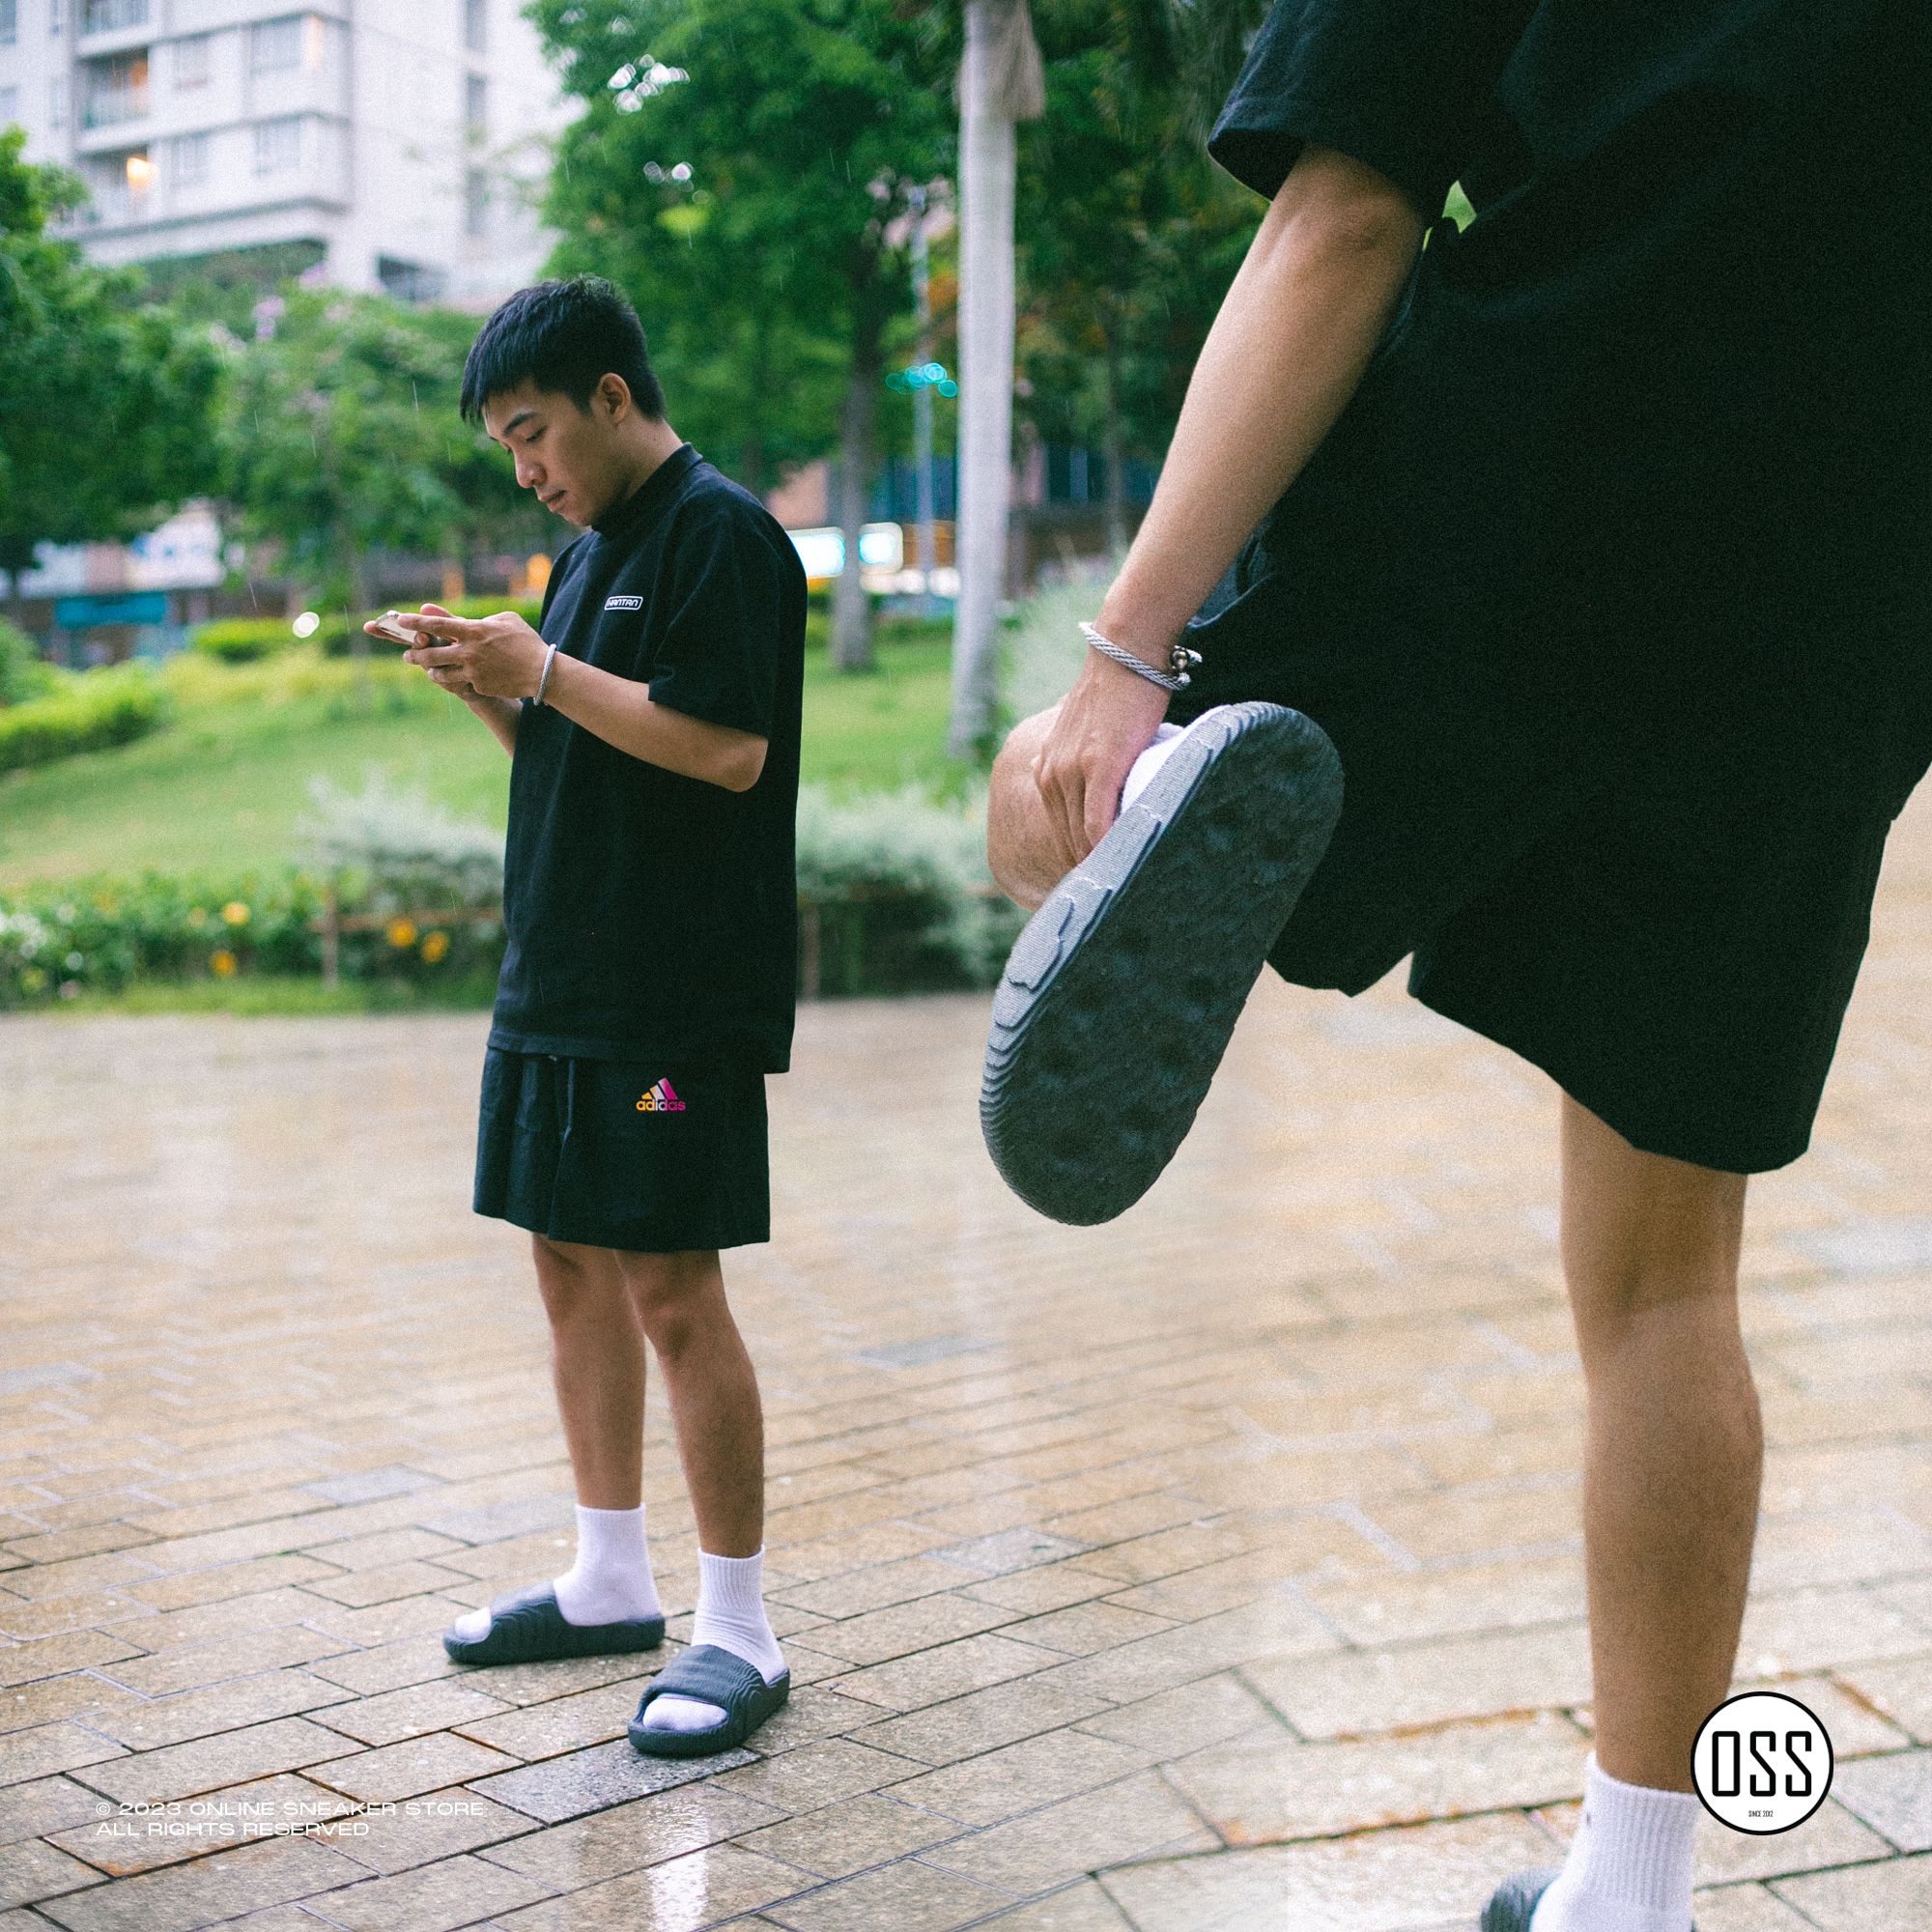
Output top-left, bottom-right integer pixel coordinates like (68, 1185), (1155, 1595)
(981, 701), (1344, 1225)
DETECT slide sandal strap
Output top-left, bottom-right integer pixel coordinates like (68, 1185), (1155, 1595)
(635, 1642), (770, 1717)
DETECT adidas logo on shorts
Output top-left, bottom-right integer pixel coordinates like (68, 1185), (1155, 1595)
(637, 1079), (685, 1113)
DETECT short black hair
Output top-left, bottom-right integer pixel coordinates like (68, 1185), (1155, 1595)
(460, 274), (667, 425)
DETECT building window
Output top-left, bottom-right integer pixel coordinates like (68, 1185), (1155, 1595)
(253, 114), (300, 174)
(84, 51), (149, 128)
(465, 0), (485, 55)
(0, 1), (15, 48)
(174, 32), (209, 88)
(83, 0), (148, 31)
(0, 88), (18, 126)
(464, 166), (489, 239)
(465, 72), (486, 134)
(377, 255), (444, 304)
(49, 75), (67, 126)
(249, 14), (300, 73)
(173, 129), (208, 186)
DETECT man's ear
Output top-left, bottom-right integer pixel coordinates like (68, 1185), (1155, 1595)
(599, 372), (633, 422)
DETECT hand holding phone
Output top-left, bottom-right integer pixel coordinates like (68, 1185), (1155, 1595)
(363, 610), (416, 645)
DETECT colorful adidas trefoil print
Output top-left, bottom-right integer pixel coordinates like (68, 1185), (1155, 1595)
(637, 1079), (686, 1113)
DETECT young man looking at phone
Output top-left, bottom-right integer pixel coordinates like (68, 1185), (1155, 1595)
(375, 275), (806, 1756)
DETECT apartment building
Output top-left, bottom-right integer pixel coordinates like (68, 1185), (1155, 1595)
(0, 0), (570, 307)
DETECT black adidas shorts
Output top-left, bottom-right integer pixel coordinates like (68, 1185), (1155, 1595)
(1166, 568), (1932, 1176)
(473, 1049), (771, 1252)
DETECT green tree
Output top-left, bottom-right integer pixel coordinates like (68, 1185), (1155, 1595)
(0, 128), (224, 627)
(219, 291), (534, 653)
(1016, 2), (1263, 557)
(530, 0), (957, 671)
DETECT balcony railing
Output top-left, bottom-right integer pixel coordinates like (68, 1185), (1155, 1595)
(84, 86), (149, 128)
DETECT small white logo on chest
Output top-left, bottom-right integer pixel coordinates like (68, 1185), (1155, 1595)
(604, 594), (643, 611)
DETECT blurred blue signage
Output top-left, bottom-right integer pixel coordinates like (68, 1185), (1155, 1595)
(54, 592), (169, 628)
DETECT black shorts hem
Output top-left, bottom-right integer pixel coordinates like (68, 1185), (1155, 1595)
(1405, 966), (1808, 1177)
(472, 1190), (771, 1254)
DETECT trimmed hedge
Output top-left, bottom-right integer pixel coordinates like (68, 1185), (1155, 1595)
(0, 664), (167, 774)
(0, 619), (58, 706)
(192, 600), (547, 665)
(0, 779), (1026, 1009)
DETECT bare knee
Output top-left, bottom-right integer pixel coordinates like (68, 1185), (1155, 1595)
(619, 1251), (725, 1358)
(530, 1234), (624, 1322)
(988, 702), (1065, 911)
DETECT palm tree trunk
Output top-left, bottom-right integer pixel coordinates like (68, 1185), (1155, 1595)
(831, 352), (877, 672)
(949, 0), (1043, 759)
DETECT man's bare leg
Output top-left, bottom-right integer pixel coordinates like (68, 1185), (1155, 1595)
(618, 1248), (782, 1735)
(447, 1234), (661, 1642)
(614, 1248), (764, 1555)
(1562, 1093), (1758, 1787)
(1528, 1094), (1759, 1929)
(535, 1234), (647, 1507)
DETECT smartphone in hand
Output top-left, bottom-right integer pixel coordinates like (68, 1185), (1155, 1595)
(364, 610), (416, 645)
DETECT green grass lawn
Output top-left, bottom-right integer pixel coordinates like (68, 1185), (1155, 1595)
(0, 628), (971, 889)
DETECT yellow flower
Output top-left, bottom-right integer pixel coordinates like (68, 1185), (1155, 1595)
(385, 918), (418, 949)
(419, 929), (450, 964)
(221, 901), (251, 926)
(210, 949), (239, 979)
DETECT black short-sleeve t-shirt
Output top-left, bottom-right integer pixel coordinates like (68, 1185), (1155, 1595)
(1201, 0), (1932, 802)
(487, 443), (808, 1071)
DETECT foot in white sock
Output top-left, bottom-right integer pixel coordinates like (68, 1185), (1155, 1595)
(636, 1548), (783, 1734)
(448, 1503), (661, 1643)
(1119, 706), (1239, 815)
(1529, 1752), (1700, 1932)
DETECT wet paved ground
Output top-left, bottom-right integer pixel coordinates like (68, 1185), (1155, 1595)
(1, 786), (1929, 1932)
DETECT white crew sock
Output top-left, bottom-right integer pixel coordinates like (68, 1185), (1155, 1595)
(1529, 1751), (1700, 1932)
(1120, 723), (1185, 812)
(636, 1548), (784, 1734)
(449, 1503), (661, 1642)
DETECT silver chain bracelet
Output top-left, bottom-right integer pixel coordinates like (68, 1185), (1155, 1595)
(1079, 621), (1202, 692)
(533, 641), (559, 705)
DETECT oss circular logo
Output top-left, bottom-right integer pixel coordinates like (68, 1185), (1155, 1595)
(1692, 1690), (1833, 1833)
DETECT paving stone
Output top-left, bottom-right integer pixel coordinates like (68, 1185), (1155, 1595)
(4, 798), (1931, 1923)
(888, 1726), (1153, 1830)
(303, 1731), (523, 1805)
(1835, 1655), (1932, 1744)
(0, 1776), (116, 1847)
(284, 1849), (554, 1931)
(67, 1717), (355, 1806)
(759, 1857), (1014, 1931)
(477, 1780), (781, 1888)
(1242, 1621), (1595, 1740)
(736, 1790), (966, 1877)
(1772, 1851), (1932, 1928)
(30, 1833), (371, 1932)
(1164, 1711), (1590, 1844)
(1800, 1747), (1932, 1853)
(470, 1740), (757, 1825)
(489, 1841), (808, 1929)
(920, 1771), (1216, 1893)
(0, 1835), (99, 1911)
(1096, 1810), (1563, 1931)
(708, 1739), (930, 1816)
(975, 1881), (1136, 1930)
